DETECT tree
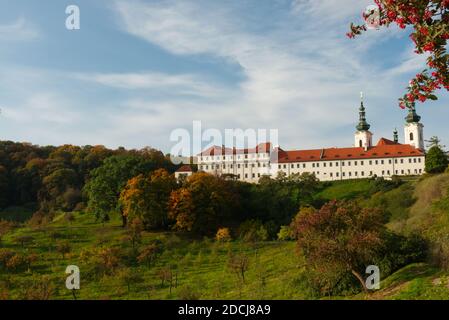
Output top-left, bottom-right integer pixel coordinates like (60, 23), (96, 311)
(425, 145), (449, 173)
(227, 253), (250, 283)
(138, 241), (164, 268)
(120, 169), (177, 229)
(117, 268), (143, 293)
(56, 241), (72, 259)
(123, 218), (143, 250)
(168, 173), (240, 235)
(84, 155), (152, 227)
(348, 0), (449, 108)
(294, 201), (386, 293)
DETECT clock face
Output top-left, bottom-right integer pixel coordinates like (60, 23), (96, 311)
(363, 5), (380, 30)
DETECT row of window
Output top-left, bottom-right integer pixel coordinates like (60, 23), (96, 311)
(277, 168), (423, 178)
(278, 157), (422, 169)
(200, 153), (269, 161)
(200, 162), (269, 170)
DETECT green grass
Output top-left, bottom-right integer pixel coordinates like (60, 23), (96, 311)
(0, 212), (309, 300)
(2, 174), (449, 300)
(315, 179), (374, 201)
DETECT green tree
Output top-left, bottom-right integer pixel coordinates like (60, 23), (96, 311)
(425, 145), (448, 173)
(84, 155), (152, 226)
(294, 200), (386, 293)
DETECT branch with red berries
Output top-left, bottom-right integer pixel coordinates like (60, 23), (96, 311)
(348, 0), (449, 109)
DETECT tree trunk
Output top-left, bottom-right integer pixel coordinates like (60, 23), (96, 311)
(121, 214), (127, 228)
(351, 269), (368, 292)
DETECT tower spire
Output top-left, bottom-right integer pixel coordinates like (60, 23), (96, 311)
(405, 103), (421, 123)
(393, 128), (398, 143)
(356, 91), (370, 131)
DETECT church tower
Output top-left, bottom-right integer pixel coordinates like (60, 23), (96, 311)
(404, 103), (424, 150)
(354, 92), (373, 150)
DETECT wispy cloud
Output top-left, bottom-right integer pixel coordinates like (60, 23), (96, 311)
(111, 0), (427, 151)
(75, 72), (230, 98)
(0, 17), (40, 41)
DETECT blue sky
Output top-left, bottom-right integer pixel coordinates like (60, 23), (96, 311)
(0, 0), (448, 154)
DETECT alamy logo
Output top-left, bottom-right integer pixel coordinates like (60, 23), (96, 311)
(365, 265), (380, 290)
(65, 265), (80, 290)
(66, 5), (80, 30)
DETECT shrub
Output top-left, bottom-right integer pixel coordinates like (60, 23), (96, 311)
(277, 225), (294, 241)
(215, 228), (232, 242)
(178, 285), (201, 300)
(238, 220), (269, 242)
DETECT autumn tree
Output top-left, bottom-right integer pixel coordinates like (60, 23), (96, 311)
(168, 172), (240, 235)
(294, 201), (386, 293)
(138, 241), (164, 268)
(120, 169), (177, 229)
(348, 0), (449, 107)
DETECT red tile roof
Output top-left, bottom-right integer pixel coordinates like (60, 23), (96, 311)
(176, 165), (193, 172)
(199, 142), (271, 156)
(275, 138), (424, 163)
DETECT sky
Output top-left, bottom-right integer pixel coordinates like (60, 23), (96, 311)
(0, 0), (448, 155)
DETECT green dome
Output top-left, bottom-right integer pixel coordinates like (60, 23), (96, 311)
(405, 105), (421, 123)
(356, 102), (371, 131)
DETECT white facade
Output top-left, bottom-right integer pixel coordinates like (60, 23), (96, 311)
(354, 130), (373, 150)
(404, 122), (424, 150)
(197, 99), (426, 183)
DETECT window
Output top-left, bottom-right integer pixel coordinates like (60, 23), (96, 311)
(316, 163), (320, 168)
(413, 158), (417, 163)
(323, 163), (327, 167)
(388, 159), (392, 164)
(336, 172), (339, 177)
(355, 171), (358, 176)
(283, 164), (287, 169)
(238, 164), (241, 169)
(382, 170), (385, 175)
(354, 161), (358, 166)
(361, 161), (364, 165)
(330, 173), (333, 177)
(245, 164), (248, 168)
(330, 162), (333, 167)
(342, 172), (346, 177)
(291, 164), (294, 168)
(409, 158), (412, 163)
(359, 140), (363, 147)
(336, 162), (339, 167)
(348, 161), (351, 166)
(245, 154), (248, 159)
(303, 163), (306, 168)
(312, 163), (315, 168)
(400, 159), (404, 164)
(369, 160), (372, 165)
(375, 160), (378, 165)
(278, 165), (281, 169)
(418, 158), (422, 163)
(258, 173), (261, 177)
(252, 163), (255, 168)
(370, 171), (373, 176)
(395, 159), (398, 164)
(205, 165), (209, 170)
(410, 132), (414, 141)
(381, 160), (384, 165)
(349, 172), (352, 177)
(361, 171), (365, 176)
(342, 162), (345, 166)
(252, 173), (255, 178)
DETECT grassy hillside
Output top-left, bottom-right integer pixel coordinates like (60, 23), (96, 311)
(1, 175), (449, 300)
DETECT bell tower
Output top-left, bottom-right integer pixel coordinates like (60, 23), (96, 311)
(354, 92), (373, 150)
(404, 103), (424, 150)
